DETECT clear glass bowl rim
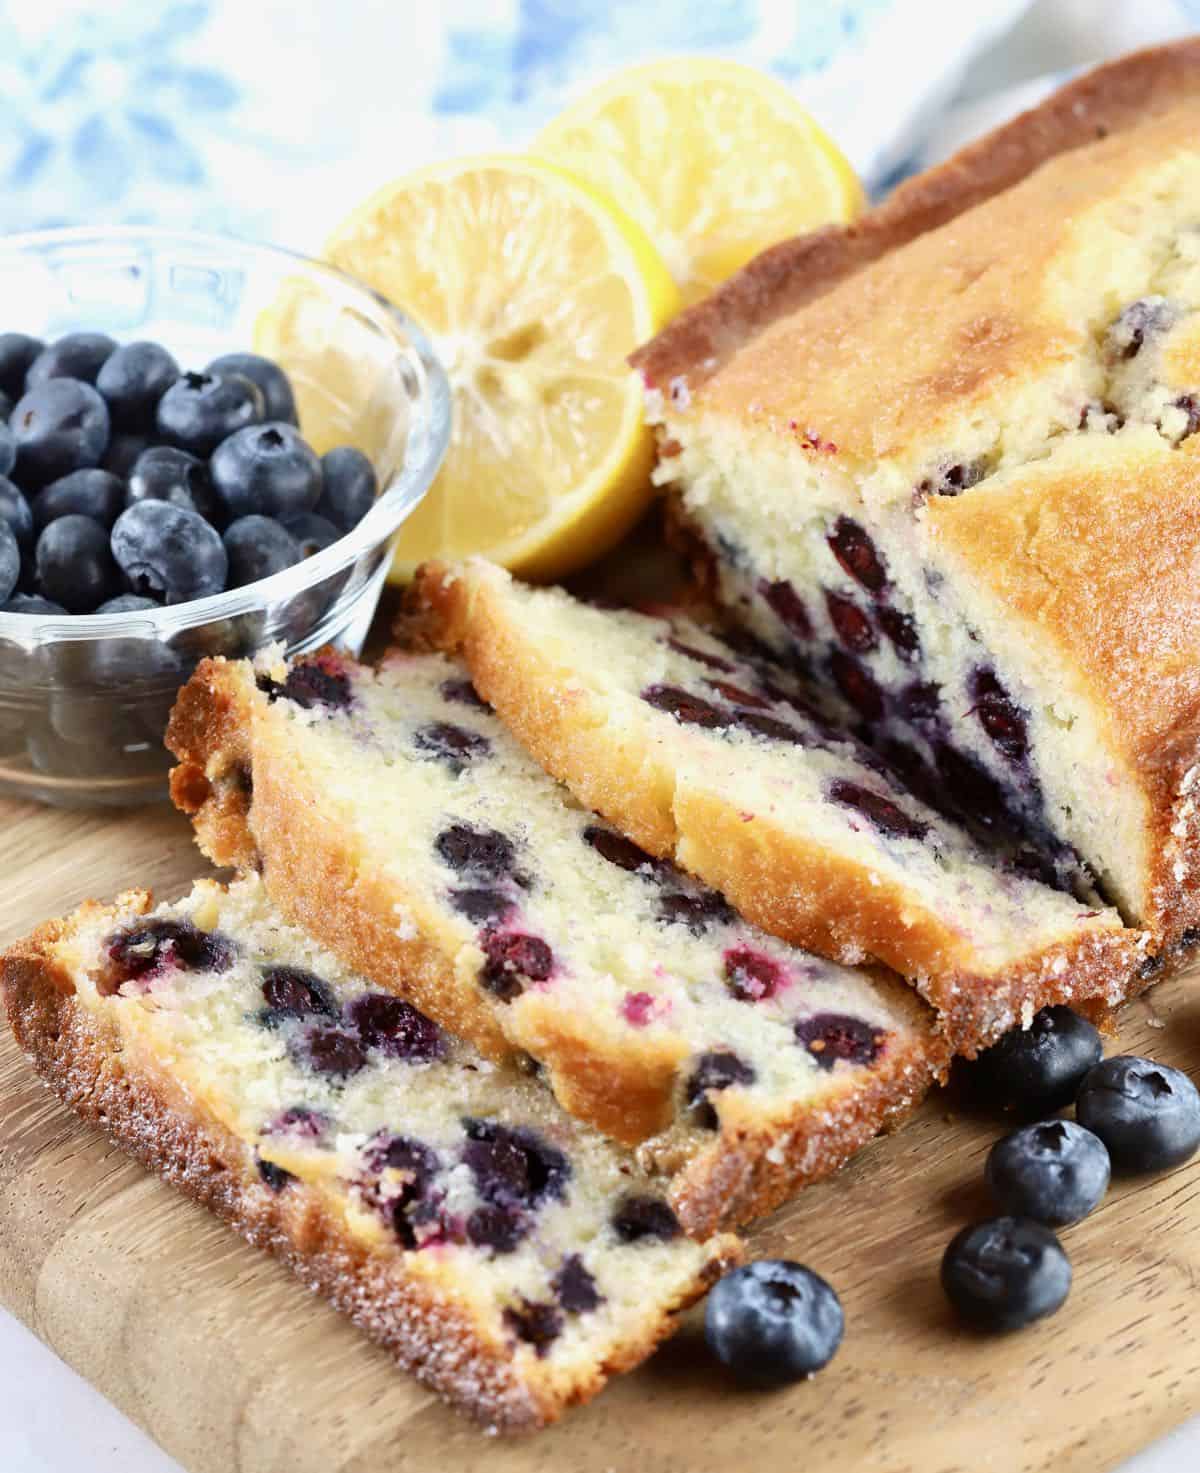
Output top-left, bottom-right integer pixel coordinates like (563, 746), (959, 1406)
(0, 224), (453, 647)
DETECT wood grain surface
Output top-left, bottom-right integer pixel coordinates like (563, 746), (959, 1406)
(3, 793), (1200, 1473)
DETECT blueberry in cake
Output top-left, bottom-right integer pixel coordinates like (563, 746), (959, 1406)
(0, 875), (737, 1431)
(411, 560), (1142, 1051)
(631, 60), (1200, 967)
(166, 647), (943, 1234)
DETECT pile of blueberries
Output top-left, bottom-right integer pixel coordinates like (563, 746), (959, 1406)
(703, 1010), (1200, 1386)
(0, 331), (379, 615)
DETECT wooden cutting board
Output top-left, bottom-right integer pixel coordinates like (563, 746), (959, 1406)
(4, 793), (1200, 1473)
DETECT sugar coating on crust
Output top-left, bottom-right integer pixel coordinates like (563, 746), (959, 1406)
(165, 648), (943, 1232)
(1, 877), (737, 1430)
(408, 559), (1143, 1053)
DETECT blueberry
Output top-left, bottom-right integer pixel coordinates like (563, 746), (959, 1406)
(259, 964), (339, 1025)
(829, 778), (928, 842)
(436, 823), (518, 879)
(103, 431), (151, 478)
(0, 333), (43, 397)
(480, 930), (554, 1000)
(705, 1261), (844, 1387)
(724, 947), (784, 1002)
(96, 593), (158, 614)
(211, 422), (322, 521)
(101, 919), (235, 994)
(760, 578), (814, 639)
(35, 515), (119, 612)
(317, 446), (377, 530)
(257, 1157), (295, 1193)
(12, 379), (110, 487)
(288, 1024), (368, 1080)
(0, 477), (33, 555)
(206, 352), (297, 425)
(2, 592), (65, 614)
(552, 1255), (602, 1314)
(95, 340), (179, 428)
(686, 1050), (756, 1129)
(0, 521), (18, 604)
(610, 1195), (680, 1243)
(256, 660), (353, 712)
(827, 516), (887, 594)
(641, 684), (731, 729)
(26, 332), (116, 388)
(503, 1299), (563, 1354)
(343, 992), (446, 1061)
(34, 469), (125, 531)
(1075, 1055), (1200, 1173)
(111, 501), (228, 605)
(126, 445), (217, 521)
(971, 1006), (1103, 1116)
(283, 511), (340, 558)
(0, 391), (11, 423)
(222, 515), (301, 589)
(985, 1120), (1110, 1227)
(156, 371), (263, 456)
(794, 1012), (886, 1069)
(941, 1217), (1071, 1331)
(413, 720), (491, 773)
(0, 422), (15, 479)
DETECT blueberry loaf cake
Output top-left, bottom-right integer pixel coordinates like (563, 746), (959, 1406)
(631, 52), (1200, 967)
(0, 875), (738, 1431)
(411, 560), (1144, 1049)
(166, 647), (943, 1233)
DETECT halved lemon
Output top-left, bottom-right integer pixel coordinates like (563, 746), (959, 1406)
(535, 57), (865, 307)
(320, 155), (679, 581)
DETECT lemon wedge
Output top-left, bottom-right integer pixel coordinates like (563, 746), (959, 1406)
(535, 57), (865, 307)
(320, 155), (678, 581)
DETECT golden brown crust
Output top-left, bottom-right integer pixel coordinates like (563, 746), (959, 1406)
(410, 561), (1141, 1058)
(2, 901), (735, 1432)
(631, 39), (1200, 393)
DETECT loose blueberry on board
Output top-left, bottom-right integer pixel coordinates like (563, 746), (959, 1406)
(111, 501), (228, 605)
(125, 445), (218, 521)
(284, 511), (340, 558)
(26, 332), (117, 387)
(35, 515), (119, 612)
(985, 1120), (1110, 1228)
(317, 446), (378, 530)
(705, 1260), (844, 1388)
(95, 341), (179, 428)
(941, 1217), (1071, 1331)
(0, 521), (19, 605)
(12, 379), (110, 487)
(33, 469), (125, 531)
(0, 478), (33, 554)
(211, 422), (323, 521)
(156, 370), (264, 456)
(0, 333), (43, 398)
(207, 352), (298, 425)
(970, 1005), (1103, 1116)
(1075, 1055), (1200, 1173)
(223, 515), (302, 588)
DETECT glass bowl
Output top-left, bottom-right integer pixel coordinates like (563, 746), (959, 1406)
(0, 227), (451, 807)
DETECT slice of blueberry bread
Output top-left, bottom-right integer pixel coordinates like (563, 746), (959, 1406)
(633, 87), (1200, 966)
(411, 559), (1145, 1049)
(166, 647), (943, 1233)
(1, 875), (738, 1431)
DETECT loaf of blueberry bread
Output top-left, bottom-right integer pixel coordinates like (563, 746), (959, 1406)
(1, 875), (739, 1431)
(166, 647), (944, 1233)
(631, 48), (1200, 971)
(410, 560), (1146, 1050)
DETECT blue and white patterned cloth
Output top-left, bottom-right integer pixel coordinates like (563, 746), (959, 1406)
(0, 0), (1197, 250)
